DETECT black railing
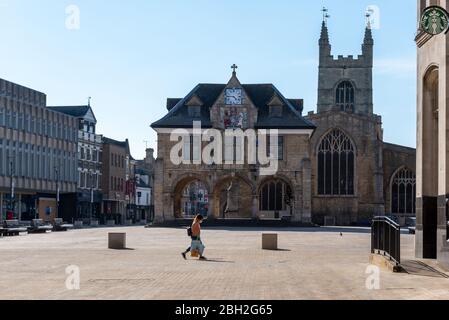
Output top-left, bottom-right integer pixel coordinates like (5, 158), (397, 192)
(371, 216), (401, 266)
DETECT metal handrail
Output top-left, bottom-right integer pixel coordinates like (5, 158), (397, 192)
(371, 216), (401, 266)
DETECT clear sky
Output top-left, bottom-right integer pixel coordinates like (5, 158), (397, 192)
(0, 0), (417, 159)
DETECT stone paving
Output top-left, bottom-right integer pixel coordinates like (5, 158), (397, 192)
(0, 226), (448, 300)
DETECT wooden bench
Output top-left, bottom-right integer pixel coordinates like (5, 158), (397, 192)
(29, 219), (53, 233)
(53, 218), (74, 232)
(4, 220), (29, 236)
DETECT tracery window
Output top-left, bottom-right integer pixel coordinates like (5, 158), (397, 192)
(391, 168), (416, 215)
(318, 129), (355, 195)
(336, 81), (355, 112)
(259, 179), (292, 212)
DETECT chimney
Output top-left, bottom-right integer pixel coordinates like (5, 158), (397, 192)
(145, 148), (155, 166)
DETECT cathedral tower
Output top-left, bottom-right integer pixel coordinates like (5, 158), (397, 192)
(317, 19), (374, 115)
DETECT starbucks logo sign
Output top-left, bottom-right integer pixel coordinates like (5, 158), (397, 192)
(421, 6), (449, 35)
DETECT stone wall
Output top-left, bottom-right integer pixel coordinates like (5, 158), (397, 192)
(153, 131), (312, 223)
(306, 110), (384, 225)
(382, 143), (416, 214)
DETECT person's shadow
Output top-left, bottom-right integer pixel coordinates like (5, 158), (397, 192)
(200, 258), (235, 264)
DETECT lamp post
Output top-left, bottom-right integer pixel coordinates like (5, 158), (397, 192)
(8, 156), (15, 220)
(90, 186), (93, 223)
(54, 166), (60, 220)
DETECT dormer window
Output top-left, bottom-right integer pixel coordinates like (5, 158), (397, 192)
(269, 105), (283, 117)
(185, 94), (204, 118)
(267, 94), (284, 117)
(188, 106), (201, 118)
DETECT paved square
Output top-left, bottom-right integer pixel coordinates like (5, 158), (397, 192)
(0, 226), (448, 300)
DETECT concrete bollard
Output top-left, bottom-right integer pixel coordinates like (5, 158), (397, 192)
(108, 233), (126, 250)
(262, 233), (278, 250)
(74, 221), (83, 229)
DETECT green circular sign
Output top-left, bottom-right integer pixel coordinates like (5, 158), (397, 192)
(421, 6), (449, 35)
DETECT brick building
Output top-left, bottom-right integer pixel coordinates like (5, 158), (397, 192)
(101, 137), (134, 224)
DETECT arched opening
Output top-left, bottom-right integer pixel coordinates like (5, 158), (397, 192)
(336, 81), (355, 112)
(213, 175), (254, 219)
(391, 167), (416, 217)
(317, 129), (355, 196)
(258, 178), (293, 219)
(421, 66), (439, 258)
(173, 177), (209, 219)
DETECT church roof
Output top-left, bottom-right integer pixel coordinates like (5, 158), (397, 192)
(152, 83), (315, 130)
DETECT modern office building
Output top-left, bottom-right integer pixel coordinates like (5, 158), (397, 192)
(0, 78), (78, 222)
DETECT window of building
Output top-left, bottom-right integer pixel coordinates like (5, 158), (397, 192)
(18, 113), (23, 131)
(266, 136), (284, 161)
(317, 129), (355, 196)
(188, 106), (201, 118)
(0, 139), (3, 175)
(336, 81), (355, 112)
(224, 135), (244, 163)
(259, 179), (293, 212)
(25, 114), (30, 132)
(5, 109), (11, 128)
(391, 168), (416, 215)
(0, 107), (4, 126)
(81, 172), (86, 188)
(12, 112), (17, 129)
(269, 105), (283, 117)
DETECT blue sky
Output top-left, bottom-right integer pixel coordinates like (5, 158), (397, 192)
(0, 0), (417, 159)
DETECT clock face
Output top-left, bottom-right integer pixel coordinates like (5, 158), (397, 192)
(225, 88), (242, 105)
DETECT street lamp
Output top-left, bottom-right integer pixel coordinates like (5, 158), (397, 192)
(8, 156), (15, 221)
(54, 165), (60, 220)
(90, 173), (95, 224)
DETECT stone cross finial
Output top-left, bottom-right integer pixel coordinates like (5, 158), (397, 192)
(231, 64), (238, 75)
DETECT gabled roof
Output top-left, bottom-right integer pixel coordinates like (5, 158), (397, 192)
(151, 83), (315, 130)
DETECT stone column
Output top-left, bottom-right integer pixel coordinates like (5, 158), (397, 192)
(208, 196), (216, 220)
(300, 158), (312, 223)
(252, 194), (259, 219)
(0, 193), (3, 224)
(153, 160), (165, 223)
(18, 194), (22, 221)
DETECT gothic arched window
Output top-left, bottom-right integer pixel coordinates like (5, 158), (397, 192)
(259, 179), (292, 212)
(317, 129), (355, 195)
(336, 81), (355, 112)
(391, 168), (416, 215)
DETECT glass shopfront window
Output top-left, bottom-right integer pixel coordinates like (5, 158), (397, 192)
(2, 193), (18, 220)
